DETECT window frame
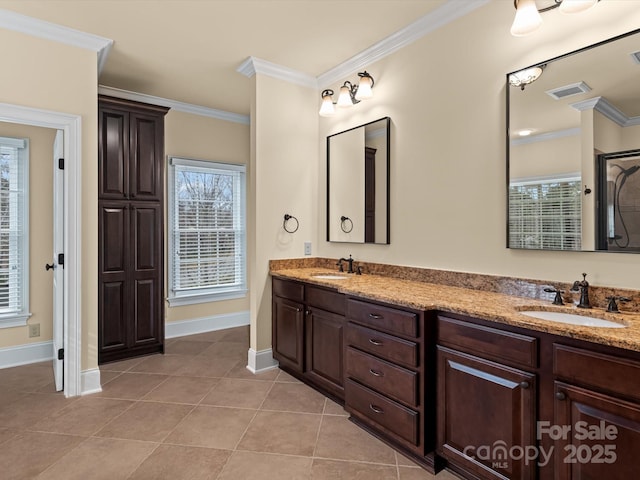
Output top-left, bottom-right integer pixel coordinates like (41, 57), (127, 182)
(167, 156), (247, 307)
(508, 173), (582, 251)
(0, 136), (31, 328)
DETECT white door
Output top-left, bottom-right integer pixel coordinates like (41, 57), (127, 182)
(52, 130), (64, 392)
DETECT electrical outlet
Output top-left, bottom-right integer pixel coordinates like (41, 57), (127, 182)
(304, 241), (312, 255)
(28, 323), (40, 338)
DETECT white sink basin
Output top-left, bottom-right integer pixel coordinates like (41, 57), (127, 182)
(311, 274), (349, 280)
(520, 310), (626, 328)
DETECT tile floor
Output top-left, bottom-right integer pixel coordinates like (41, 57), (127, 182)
(0, 326), (461, 479)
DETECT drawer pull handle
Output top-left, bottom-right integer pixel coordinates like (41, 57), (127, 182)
(368, 339), (383, 346)
(556, 391), (566, 401)
(520, 381), (529, 389)
(369, 404), (384, 414)
(369, 369), (383, 377)
(368, 313), (384, 319)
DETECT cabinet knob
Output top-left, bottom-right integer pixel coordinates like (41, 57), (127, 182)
(519, 381), (529, 389)
(368, 339), (383, 346)
(368, 313), (383, 320)
(556, 391), (566, 401)
(304, 310), (310, 315)
(369, 404), (384, 414)
(369, 369), (383, 377)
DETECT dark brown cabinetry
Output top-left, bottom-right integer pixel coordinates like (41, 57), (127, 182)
(271, 278), (346, 399)
(98, 96), (169, 364)
(345, 298), (434, 467)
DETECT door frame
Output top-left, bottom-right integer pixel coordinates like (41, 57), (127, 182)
(0, 102), (82, 397)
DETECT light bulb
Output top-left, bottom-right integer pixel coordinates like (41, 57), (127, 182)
(337, 85), (353, 107)
(355, 75), (373, 101)
(319, 91), (335, 117)
(510, 0), (543, 37)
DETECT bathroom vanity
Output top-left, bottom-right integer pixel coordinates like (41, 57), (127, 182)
(270, 263), (640, 479)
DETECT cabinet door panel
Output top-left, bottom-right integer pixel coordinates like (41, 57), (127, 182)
(100, 205), (127, 273)
(272, 296), (304, 372)
(437, 346), (536, 480)
(132, 204), (160, 271)
(133, 278), (159, 344)
(99, 108), (128, 199)
(554, 382), (640, 480)
(305, 307), (344, 397)
(130, 113), (163, 201)
(100, 281), (127, 350)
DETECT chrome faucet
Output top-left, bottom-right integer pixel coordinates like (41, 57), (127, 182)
(571, 273), (591, 309)
(337, 254), (355, 274)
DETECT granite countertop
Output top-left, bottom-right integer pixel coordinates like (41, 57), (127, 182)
(270, 267), (640, 353)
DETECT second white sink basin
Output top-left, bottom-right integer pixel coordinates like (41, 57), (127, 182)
(520, 310), (626, 328)
(311, 274), (349, 280)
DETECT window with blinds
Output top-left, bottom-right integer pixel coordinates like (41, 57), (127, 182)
(509, 176), (582, 250)
(0, 136), (30, 326)
(168, 157), (246, 305)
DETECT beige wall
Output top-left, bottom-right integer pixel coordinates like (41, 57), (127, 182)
(163, 110), (250, 323)
(0, 122), (55, 348)
(510, 134), (581, 179)
(316, 1), (640, 289)
(251, 74), (318, 351)
(0, 29), (98, 369)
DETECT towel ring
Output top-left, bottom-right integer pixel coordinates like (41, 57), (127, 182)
(340, 216), (353, 233)
(283, 214), (299, 233)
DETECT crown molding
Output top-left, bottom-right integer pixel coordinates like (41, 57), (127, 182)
(317, 0), (490, 88)
(510, 127), (581, 146)
(237, 56), (317, 89)
(571, 96), (640, 127)
(98, 86), (250, 125)
(0, 8), (113, 74)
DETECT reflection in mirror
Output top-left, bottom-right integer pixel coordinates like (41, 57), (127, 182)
(507, 28), (640, 252)
(327, 117), (390, 244)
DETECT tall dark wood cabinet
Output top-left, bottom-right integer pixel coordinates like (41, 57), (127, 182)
(98, 95), (169, 364)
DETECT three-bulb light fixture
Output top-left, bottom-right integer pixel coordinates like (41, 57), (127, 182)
(319, 71), (375, 117)
(511, 0), (599, 37)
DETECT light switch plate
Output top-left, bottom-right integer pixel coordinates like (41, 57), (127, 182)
(304, 242), (312, 255)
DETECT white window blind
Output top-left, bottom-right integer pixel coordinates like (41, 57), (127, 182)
(0, 137), (30, 326)
(168, 157), (246, 305)
(509, 176), (582, 250)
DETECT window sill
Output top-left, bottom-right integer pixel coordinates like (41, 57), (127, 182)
(0, 312), (32, 329)
(167, 290), (248, 307)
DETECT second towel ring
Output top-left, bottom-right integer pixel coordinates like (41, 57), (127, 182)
(340, 216), (353, 233)
(283, 214), (299, 233)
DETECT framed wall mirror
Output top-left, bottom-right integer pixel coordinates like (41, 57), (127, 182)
(507, 28), (640, 252)
(327, 117), (390, 244)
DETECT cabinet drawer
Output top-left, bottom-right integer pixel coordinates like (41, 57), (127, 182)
(346, 347), (418, 407)
(437, 315), (538, 368)
(346, 379), (419, 445)
(553, 344), (640, 402)
(345, 323), (418, 368)
(273, 278), (304, 302)
(306, 285), (345, 316)
(347, 299), (418, 337)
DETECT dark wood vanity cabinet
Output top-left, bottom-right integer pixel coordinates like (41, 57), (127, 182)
(437, 315), (537, 480)
(436, 312), (640, 480)
(98, 96), (169, 364)
(272, 278), (346, 399)
(344, 298), (434, 466)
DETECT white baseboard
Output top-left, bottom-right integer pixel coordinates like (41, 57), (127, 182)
(247, 347), (279, 374)
(81, 368), (102, 396)
(0, 340), (53, 369)
(165, 310), (250, 339)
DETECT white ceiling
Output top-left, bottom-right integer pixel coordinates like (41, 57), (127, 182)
(0, 0), (458, 115)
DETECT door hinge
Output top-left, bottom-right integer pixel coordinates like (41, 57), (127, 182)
(58, 253), (64, 266)
(58, 158), (64, 170)
(57, 348), (64, 360)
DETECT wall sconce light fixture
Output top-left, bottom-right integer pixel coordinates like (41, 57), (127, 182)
(510, 0), (599, 37)
(319, 71), (375, 117)
(509, 64), (545, 90)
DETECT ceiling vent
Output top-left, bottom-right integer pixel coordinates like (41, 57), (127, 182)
(631, 51), (640, 65)
(546, 81), (591, 100)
